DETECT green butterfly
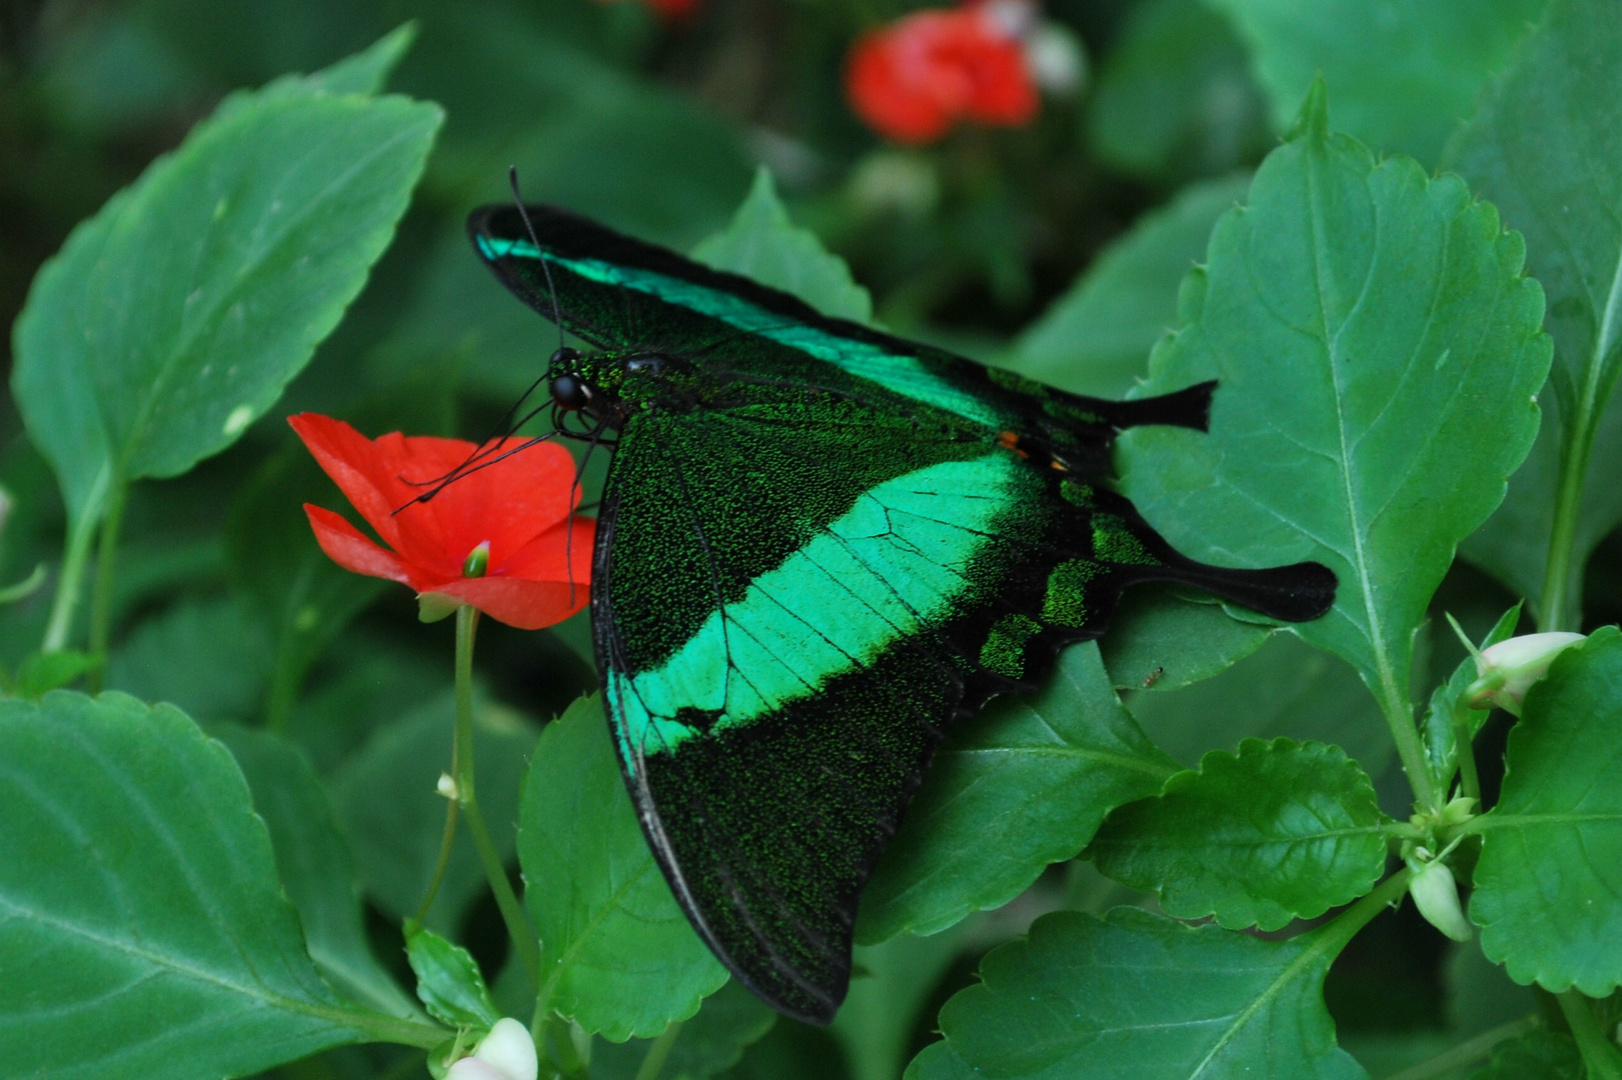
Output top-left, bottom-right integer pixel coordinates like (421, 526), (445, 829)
(469, 202), (1335, 1024)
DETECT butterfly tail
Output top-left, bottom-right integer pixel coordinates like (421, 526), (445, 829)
(1098, 380), (1216, 432)
(1160, 557), (1338, 623)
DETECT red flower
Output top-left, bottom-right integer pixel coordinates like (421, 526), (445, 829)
(846, 2), (1039, 144)
(591, 0), (700, 22)
(289, 414), (594, 630)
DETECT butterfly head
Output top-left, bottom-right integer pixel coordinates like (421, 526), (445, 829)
(547, 345), (689, 430)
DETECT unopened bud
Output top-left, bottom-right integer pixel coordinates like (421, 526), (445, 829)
(1468, 632), (1585, 715)
(1409, 860), (1472, 942)
(462, 541), (491, 578)
(436, 773), (458, 800)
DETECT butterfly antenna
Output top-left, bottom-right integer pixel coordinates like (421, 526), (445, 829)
(508, 166), (567, 356)
(390, 429), (565, 515)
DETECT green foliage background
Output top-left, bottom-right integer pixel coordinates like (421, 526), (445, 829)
(2, 1), (1620, 1079)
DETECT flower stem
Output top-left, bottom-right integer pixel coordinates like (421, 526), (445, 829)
(1451, 700), (1482, 804)
(84, 479), (129, 692)
(1558, 989), (1622, 1080)
(453, 605), (542, 990)
(414, 771), (460, 926)
(1379, 1015), (1538, 1080)
(635, 1022), (683, 1080)
(1314, 867), (1414, 956)
(41, 515), (97, 654)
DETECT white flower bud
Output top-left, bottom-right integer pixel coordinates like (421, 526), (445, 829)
(1469, 632), (1585, 714)
(473, 1018), (537, 1080)
(1409, 861), (1472, 942)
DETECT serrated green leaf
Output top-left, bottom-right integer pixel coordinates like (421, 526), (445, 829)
(1086, 0), (1270, 183)
(1091, 738), (1387, 930)
(10, 69), (441, 529)
(692, 168), (873, 324)
(333, 692), (539, 932)
(519, 694), (726, 1040)
(1116, 86), (1551, 788)
(1126, 629), (1393, 775)
(1420, 605), (1522, 797)
(1010, 173), (1251, 398)
(1467, 1030), (1584, 1080)
(1447, 0), (1622, 626)
(216, 724), (418, 1018)
(303, 23), (416, 95)
(0, 691), (440, 1080)
(909, 908), (1367, 1080)
(1470, 626), (1622, 995)
(405, 923), (501, 1030)
(1098, 585), (1273, 693)
(1208, 0), (1543, 162)
(857, 644), (1177, 943)
(590, 981), (777, 1080)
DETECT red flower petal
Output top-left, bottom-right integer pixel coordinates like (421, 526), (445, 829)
(430, 577), (591, 631)
(304, 504), (413, 585)
(845, 4), (1038, 143)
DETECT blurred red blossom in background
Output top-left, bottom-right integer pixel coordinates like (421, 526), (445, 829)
(846, 0), (1044, 144)
(593, 0), (700, 22)
(289, 413), (594, 630)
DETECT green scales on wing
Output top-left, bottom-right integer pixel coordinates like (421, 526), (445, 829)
(469, 204), (1336, 1025)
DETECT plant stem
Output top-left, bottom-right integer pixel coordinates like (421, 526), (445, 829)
(1380, 1015), (1538, 1080)
(1558, 989), (1622, 1080)
(1316, 867), (1415, 955)
(41, 514), (98, 654)
(1380, 677), (1440, 813)
(634, 1022), (683, 1080)
(415, 767), (461, 926)
(84, 479), (129, 692)
(453, 605), (542, 990)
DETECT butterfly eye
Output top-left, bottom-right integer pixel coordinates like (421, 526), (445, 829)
(550, 373), (593, 411)
(551, 346), (581, 367)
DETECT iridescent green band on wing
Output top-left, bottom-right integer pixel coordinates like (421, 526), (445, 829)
(476, 236), (1007, 428)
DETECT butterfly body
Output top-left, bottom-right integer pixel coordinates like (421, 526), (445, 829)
(471, 204), (1336, 1023)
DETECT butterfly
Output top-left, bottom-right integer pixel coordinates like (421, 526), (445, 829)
(468, 200), (1336, 1024)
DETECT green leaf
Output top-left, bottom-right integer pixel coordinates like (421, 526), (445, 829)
(1207, 0), (1543, 162)
(1098, 585), (1273, 694)
(1467, 1031), (1584, 1080)
(333, 692), (539, 932)
(1470, 625), (1622, 995)
(909, 908), (1366, 1080)
(857, 644), (1177, 943)
(10, 65), (441, 528)
(12, 648), (102, 697)
(1116, 85), (1551, 771)
(0, 691), (440, 1080)
(692, 168), (873, 324)
(1009, 173), (1251, 398)
(106, 594), (273, 723)
(1126, 628), (1394, 776)
(301, 23), (417, 95)
(1447, 0), (1622, 624)
(215, 724), (418, 1018)
(519, 694), (727, 1040)
(590, 981), (777, 1080)
(1420, 604), (1522, 796)
(1086, 0), (1270, 182)
(1090, 738), (1387, 930)
(405, 923), (502, 1030)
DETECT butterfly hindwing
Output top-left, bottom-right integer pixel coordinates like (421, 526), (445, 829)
(469, 203), (1338, 1023)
